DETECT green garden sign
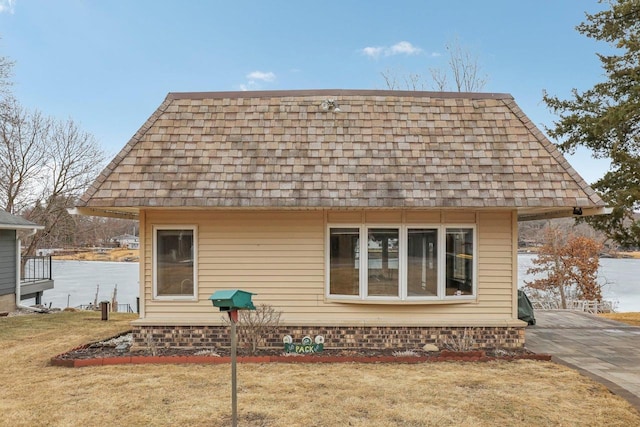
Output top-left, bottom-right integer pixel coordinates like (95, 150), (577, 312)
(283, 335), (324, 354)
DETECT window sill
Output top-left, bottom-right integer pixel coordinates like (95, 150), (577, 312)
(325, 296), (477, 305)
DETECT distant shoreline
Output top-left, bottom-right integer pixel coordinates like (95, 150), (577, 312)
(52, 248), (139, 262)
(518, 249), (640, 259)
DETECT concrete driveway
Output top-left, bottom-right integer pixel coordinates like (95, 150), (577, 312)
(525, 310), (640, 410)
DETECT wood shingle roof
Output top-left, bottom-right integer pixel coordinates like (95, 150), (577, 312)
(77, 89), (604, 217)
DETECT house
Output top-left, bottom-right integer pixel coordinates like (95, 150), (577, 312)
(110, 233), (140, 249)
(74, 90), (607, 350)
(0, 211), (54, 312)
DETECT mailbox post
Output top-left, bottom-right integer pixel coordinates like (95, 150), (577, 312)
(209, 290), (256, 427)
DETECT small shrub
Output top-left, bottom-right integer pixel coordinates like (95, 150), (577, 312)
(224, 304), (282, 355)
(443, 328), (476, 352)
(145, 331), (157, 356)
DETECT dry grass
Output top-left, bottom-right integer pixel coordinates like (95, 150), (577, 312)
(600, 312), (640, 326)
(1, 312), (639, 426)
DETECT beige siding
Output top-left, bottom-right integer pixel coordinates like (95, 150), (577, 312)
(477, 211), (515, 319)
(138, 211), (147, 316)
(443, 211), (476, 223)
(327, 211), (362, 223)
(405, 211), (440, 223)
(139, 209), (518, 326)
(364, 211), (402, 223)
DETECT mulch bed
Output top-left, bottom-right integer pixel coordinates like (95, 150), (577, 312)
(51, 332), (551, 367)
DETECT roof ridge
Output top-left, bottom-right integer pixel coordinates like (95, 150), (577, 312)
(166, 89), (514, 101)
(501, 98), (604, 206)
(77, 95), (174, 206)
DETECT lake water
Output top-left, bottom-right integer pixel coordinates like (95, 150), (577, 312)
(26, 256), (640, 312)
(24, 260), (139, 310)
(518, 253), (640, 312)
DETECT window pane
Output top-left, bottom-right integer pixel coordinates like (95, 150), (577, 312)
(367, 228), (399, 297)
(446, 228), (473, 296)
(157, 229), (194, 296)
(329, 228), (360, 296)
(407, 229), (438, 296)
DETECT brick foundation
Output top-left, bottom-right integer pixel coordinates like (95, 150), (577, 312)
(132, 325), (525, 351)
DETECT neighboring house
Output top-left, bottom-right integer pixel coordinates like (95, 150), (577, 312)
(0, 211), (54, 312)
(74, 90), (607, 350)
(110, 234), (139, 249)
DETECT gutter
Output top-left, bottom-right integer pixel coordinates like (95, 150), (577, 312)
(68, 207), (138, 220)
(518, 206), (613, 222)
(15, 229), (47, 313)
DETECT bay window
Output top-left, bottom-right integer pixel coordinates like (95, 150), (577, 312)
(327, 225), (475, 301)
(367, 228), (399, 297)
(407, 228), (438, 297)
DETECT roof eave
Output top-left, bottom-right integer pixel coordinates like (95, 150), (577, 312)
(0, 224), (44, 230)
(518, 206), (613, 222)
(69, 207), (140, 220)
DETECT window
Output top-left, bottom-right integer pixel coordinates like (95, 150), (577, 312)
(153, 226), (197, 299)
(446, 228), (474, 296)
(367, 228), (399, 297)
(329, 228), (359, 296)
(407, 228), (438, 297)
(327, 225), (475, 301)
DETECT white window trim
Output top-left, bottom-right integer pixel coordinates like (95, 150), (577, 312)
(326, 224), (476, 302)
(152, 225), (198, 301)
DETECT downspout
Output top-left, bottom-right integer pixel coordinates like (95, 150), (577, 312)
(15, 229), (46, 313)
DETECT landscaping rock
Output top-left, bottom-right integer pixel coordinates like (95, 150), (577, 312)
(423, 344), (439, 352)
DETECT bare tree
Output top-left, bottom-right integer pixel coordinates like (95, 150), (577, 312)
(381, 68), (400, 90)
(0, 49), (13, 100)
(440, 38), (488, 92)
(404, 73), (427, 91)
(430, 68), (448, 91)
(381, 38), (488, 92)
(45, 118), (105, 201)
(0, 99), (50, 214)
(381, 69), (428, 91)
(22, 118), (106, 255)
(72, 217), (138, 247)
(519, 217), (606, 250)
(0, 98), (106, 252)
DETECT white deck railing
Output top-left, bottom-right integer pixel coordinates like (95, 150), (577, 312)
(530, 298), (617, 313)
